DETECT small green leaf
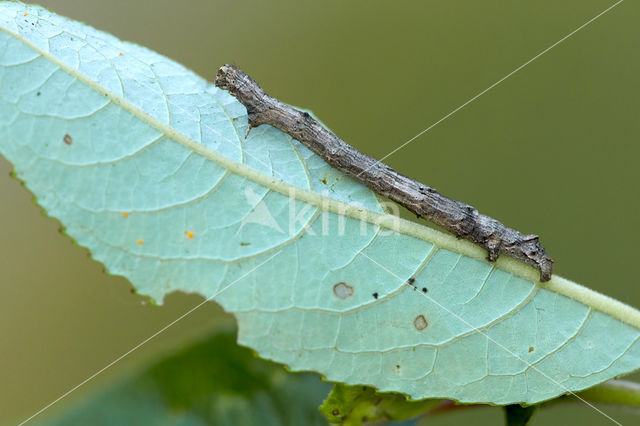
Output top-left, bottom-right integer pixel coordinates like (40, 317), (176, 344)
(40, 330), (331, 426)
(320, 384), (441, 425)
(2, 2), (640, 406)
(504, 404), (537, 426)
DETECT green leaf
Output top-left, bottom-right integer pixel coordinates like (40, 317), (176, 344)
(39, 329), (331, 425)
(320, 384), (441, 425)
(503, 404), (537, 426)
(2, 2), (640, 406)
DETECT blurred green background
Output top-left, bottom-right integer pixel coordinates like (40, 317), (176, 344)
(1, 0), (639, 424)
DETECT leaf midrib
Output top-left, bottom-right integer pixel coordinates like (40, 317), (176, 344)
(2, 21), (640, 330)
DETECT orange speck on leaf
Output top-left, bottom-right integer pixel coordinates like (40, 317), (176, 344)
(119, 52), (123, 56)
(122, 212), (128, 218)
(24, 12), (28, 16)
(137, 239), (144, 245)
(186, 231), (194, 239)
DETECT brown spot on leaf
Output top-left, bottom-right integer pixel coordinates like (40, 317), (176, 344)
(332, 409), (340, 416)
(333, 282), (354, 299)
(414, 315), (428, 331)
(407, 277), (415, 285)
(372, 292), (378, 299)
(63, 134), (73, 145)
(528, 346), (534, 353)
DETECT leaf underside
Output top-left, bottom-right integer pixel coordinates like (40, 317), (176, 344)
(2, 2), (640, 406)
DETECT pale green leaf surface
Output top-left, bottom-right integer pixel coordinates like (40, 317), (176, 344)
(2, 3), (640, 405)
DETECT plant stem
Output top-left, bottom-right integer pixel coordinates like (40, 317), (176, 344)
(424, 380), (640, 421)
(553, 379), (640, 409)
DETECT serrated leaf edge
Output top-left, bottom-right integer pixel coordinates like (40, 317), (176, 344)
(1, 19), (639, 332)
